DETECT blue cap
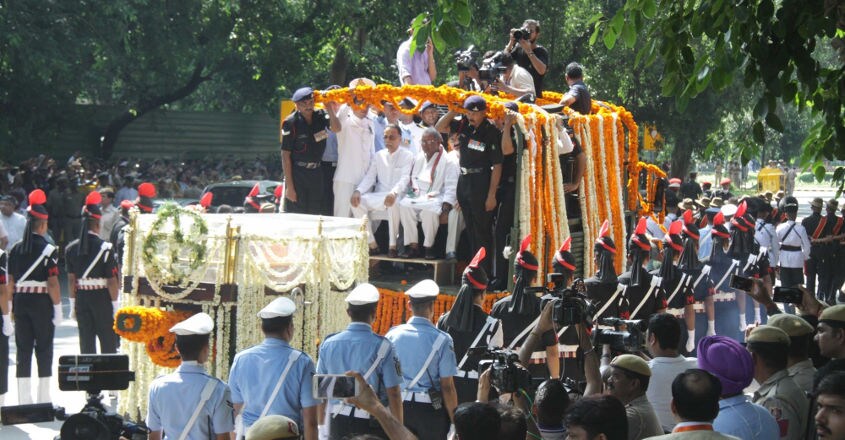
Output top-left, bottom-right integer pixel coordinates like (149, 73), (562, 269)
(463, 95), (487, 112)
(420, 101), (435, 112)
(292, 87), (314, 102)
(503, 101), (519, 112)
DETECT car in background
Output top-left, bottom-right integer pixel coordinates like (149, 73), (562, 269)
(200, 180), (282, 210)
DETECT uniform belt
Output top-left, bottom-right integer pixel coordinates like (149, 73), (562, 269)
(17, 281), (48, 294)
(781, 245), (801, 251)
(402, 391), (432, 403)
(460, 167), (487, 175)
(667, 307), (686, 318)
(713, 291), (736, 302)
(294, 161), (321, 169)
(455, 370), (479, 379)
(333, 403), (370, 419)
(77, 278), (109, 290)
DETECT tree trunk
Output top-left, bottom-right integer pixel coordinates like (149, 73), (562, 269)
(670, 139), (692, 180)
(99, 64), (212, 158)
(330, 45), (349, 87)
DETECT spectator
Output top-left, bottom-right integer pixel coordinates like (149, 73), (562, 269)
(564, 395), (628, 440)
(97, 187), (119, 241)
(815, 371), (845, 440)
(0, 195), (24, 251)
(647, 369), (738, 439)
(815, 305), (845, 389)
(558, 63), (591, 115)
(533, 379), (570, 440)
(607, 354), (664, 440)
(453, 402), (500, 440)
(680, 172), (703, 201)
(494, 52), (535, 98)
(497, 406), (528, 440)
(115, 175), (138, 205)
(504, 19), (548, 96)
(396, 22), (436, 86)
(768, 313), (817, 393)
(646, 313), (698, 432)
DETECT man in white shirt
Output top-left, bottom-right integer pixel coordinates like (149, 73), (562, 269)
(645, 313), (699, 432)
(0, 195), (24, 251)
(351, 124), (414, 257)
(334, 79), (377, 218)
(494, 52), (535, 98)
(398, 128), (459, 260)
(776, 196), (811, 288)
(396, 23), (436, 85)
(97, 187), (120, 241)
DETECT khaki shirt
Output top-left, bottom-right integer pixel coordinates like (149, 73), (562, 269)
(626, 394), (665, 440)
(787, 359), (816, 395)
(753, 369), (809, 440)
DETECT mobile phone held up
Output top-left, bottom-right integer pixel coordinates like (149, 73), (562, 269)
(313, 374), (360, 400)
(773, 287), (804, 304)
(730, 274), (754, 292)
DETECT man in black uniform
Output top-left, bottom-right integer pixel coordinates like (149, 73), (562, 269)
(438, 248), (503, 403)
(654, 220), (696, 353)
(585, 220), (626, 321)
(680, 172), (703, 201)
(110, 199), (134, 278)
(493, 102), (519, 290)
(66, 191), (120, 355)
(820, 199), (840, 301)
(281, 87), (341, 215)
(436, 95), (502, 274)
(619, 217), (667, 321)
(803, 197), (830, 299)
(0, 247), (10, 406)
(558, 62), (591, 115)
(504, 19), (548, 96)
(8, 189), (62, 404)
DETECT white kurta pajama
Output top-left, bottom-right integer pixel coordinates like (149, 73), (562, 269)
(399, 148), (459, 248)
(351, 147), (415, 246)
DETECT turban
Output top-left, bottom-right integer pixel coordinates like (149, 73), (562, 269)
(697, 335), (753, 397)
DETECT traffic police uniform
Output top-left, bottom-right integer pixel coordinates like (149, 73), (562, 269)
(455, 95), (503, 274)
(802, 197), (830, 298)
(767, 313), (817, 394)
(317, 283), (403, 440)
(146, 313), (235, 440)
(619, 218), (667, 321)
(585, 220), (628, 321)
(66, 191), (120, 354)
(9, 189), (61, 404)
(282, 87), (331, 215)
(229, 297), (319, 436)
(385, 280), (458, 440)
(747, 326), (809, 440)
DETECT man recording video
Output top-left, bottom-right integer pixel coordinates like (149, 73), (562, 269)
(504, 19), (548, 96)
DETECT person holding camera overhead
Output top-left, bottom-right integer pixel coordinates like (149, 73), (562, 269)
(504, 19), (548, 96)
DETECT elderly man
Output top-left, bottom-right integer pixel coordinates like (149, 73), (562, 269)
(351, 124), (414, 257)
(334, 79), (376, 218)
(398, 128), (458, 259)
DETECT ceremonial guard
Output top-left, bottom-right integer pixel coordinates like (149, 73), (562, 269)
(547, 237), (584, 378)
(728, 201), (756, 330)
(585, 220), (627, 321)
(385, 279), (458, 440)
(8, 189), (61, 404)
(146, 313), (235, 440)
(654, 220), (696, 353)
(0, 247), (10, 406)
(619, 218), (666, 321)
(317, 283), (403, 440)
(66, 191), (119, 354)
(490, 236), (560, 379)
(281, 87), (340, 215)
(831, 203), (845, 300)
(802, 197), (830, 298)
(678, 209), (715, 342)
(435, 95), (503, 274)
(754, 200), (779, 289)
(776, 197), (811, 289)
(707, 211), (739, 338)
(229, 297), (319, 439)
(244, 183), (263, 214)
(820, 199), (840, 300)
(136, 182), (156, 214)
(110, 199), (134, 267)
(437, 249), (503, 403)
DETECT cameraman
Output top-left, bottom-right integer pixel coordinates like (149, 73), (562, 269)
(504, 19), (548, 96)
(492, 52), (535, 99)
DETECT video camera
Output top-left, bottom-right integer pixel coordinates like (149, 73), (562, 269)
(454, 45), (479, 72)
(478, 51), (509, 82)
(472, 348), (531, 393)
(548, 276), (592, 327)
(592, 318), (648, 353)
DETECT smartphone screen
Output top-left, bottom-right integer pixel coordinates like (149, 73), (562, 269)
(730, 274), (754, 292)
(313, 374), (357, 399)
(773, 287), (803, 304)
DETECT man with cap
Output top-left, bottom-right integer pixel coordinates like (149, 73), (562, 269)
(136, 182), (156, 214)
(777, 196), (812, 289)
(714, 178), (733, 201)
(804, 197), (833, 299)
(147, 313), (235, 440)
(755, 200), (779, 289)
(768, 313), (817, 393)
(437, 248), (503, 403)
(814, 305), (845, 389)
(701, 181), (713, 199)
(655, 220), (697, 353)
(385, 279), (458, 440)
(229, 297), (318, 439)
(334, 78), (378, 219)
(620, 218), (667, 321)
(667, 178), (682, 212)
(679, 209), (717, 343)
(606, 354), (664, 440)
(246, 415), (300, 440)
(65, 191), (120, 355)
(747, 325), (810, 439)
(585, 220), (627, 321)
(316, 283), (403, 439)
(110, 199), (135, 282)
(281, 86), (341, 215)
(436, 95), (503, 274)
(8, 189), (61, 404)
(830, 203), (845, 302)
(492, 103), (520, 287)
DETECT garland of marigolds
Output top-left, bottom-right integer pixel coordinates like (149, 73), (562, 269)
(114, 306), (192, 368)
(371, 288), (510, 335)
(141, 203), (209, 290)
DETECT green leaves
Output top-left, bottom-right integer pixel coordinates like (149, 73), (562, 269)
(409, 0), (470, 55)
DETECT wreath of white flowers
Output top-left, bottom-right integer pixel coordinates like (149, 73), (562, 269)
(141, 203), (209, 288)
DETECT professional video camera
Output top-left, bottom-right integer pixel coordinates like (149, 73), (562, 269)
(471, 348), (531, 393)
(547, 276), (592, 327)
(512, 26), (531, 40)
(478, 51), (509, 82)
(592, 318), (648, 353)
(454, 45), (479, 72)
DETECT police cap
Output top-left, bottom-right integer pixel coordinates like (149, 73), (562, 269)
(463, 95), (487, 112)
(170, 313), (214, 336)
(258, 297), (296, 319)
(292, 87), (314, 103)
(346, 283), (380, 305)
(746, 325), (790, 345)
(610, 354), (651, 377)
(767, 314), (814, 337)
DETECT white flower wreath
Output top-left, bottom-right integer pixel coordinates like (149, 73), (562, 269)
(141, 203), (209, 287)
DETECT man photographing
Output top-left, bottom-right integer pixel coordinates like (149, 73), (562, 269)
(504, 19), (548, 96)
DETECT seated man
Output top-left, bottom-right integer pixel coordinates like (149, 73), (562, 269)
(398, 127), (459, 259)
(351, 124), (415, 257)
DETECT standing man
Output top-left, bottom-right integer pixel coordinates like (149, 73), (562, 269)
(316, 283), (403, 440)
(820, 199), (840, 301)
(385, 279), (459, 440)
(714, 179), (733, 201)
(803, 197), (829, 298)
(396, 22), (436, 85)
(0, 195), (26, 251)
(146, 313), (234, 440)
(229, 297), (318, 439)
(777, 197), (811, 289)
(334, 80), (376, 218)
(65, 191), (119, 355)
(281, 86), (341, 215)
(351, 124), (415, 257)
(558, 62), (591, 115)
(97, 187), (119, 241)
(680, 172), (703, 201)
(8, 189), (61, 404)
(436, 95), (502, 274)
(320, 86), (342, 217)
(645, 313), (698, 433)
(504, 19), (548, 96)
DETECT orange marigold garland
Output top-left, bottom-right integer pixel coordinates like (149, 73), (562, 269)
(114, 306), (192, 368)
(371, 288), (508, 335)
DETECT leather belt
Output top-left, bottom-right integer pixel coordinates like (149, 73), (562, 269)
(460, 167), (487, 175)
(781, 245), (801, 252)
(295, 161), (321, 169)
(333, 403), (370, 419)
(402, 391), (432, 403)
(77, 278), (109, 290)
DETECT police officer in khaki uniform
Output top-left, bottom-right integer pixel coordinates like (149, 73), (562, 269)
(607, 354), (664, 440)
(747, 325), (809, 440)
(767, 314), (816, 394)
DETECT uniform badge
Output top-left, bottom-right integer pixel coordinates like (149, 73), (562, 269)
(467, 139), (485, 152)
(314, 130), (328, 142)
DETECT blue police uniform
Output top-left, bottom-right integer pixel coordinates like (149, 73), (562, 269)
(146, 361), (235, 440)
(385, 316), (458, 440)
(229, 338), (319, 431)
(317, 322), (403, 439)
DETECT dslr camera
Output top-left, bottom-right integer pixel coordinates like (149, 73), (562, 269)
(478, 51), (509, 82)
(512, 27), (531, 40)
(475, 348), (531, 393)
(593, 318), (647, 353)
(454, 45), (479, 72)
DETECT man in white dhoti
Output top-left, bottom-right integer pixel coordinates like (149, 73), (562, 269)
(398, 128), (459, 260)
(351, 124), (415, 257)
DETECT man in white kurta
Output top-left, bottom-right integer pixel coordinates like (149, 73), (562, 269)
(351, 124), (415, 255)
(399, 128), (459, 259)
(334, 101), (376, 218)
